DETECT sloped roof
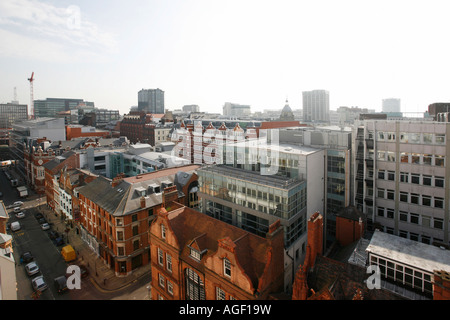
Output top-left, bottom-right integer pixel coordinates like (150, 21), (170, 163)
(167, 206), (271, 291)
(78, 165), (199, 216)
(308, 256), (403, 300)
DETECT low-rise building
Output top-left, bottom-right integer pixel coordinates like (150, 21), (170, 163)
(77, 165), (200, 276)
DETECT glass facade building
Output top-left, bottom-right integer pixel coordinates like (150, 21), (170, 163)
(198, 165), (307, 247)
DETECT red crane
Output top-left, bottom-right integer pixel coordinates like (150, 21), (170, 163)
(28, 72), (34, 119)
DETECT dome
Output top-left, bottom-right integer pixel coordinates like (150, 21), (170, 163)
(279, 99), (295, 121)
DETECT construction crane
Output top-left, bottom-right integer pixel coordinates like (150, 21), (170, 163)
(27, 72), (34, 119)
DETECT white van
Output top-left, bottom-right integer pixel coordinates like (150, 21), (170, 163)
(11, 221), (21, 232)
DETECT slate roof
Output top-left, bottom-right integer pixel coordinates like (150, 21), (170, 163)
(78, 165), (200, 216)
(42, 150), (76, 171)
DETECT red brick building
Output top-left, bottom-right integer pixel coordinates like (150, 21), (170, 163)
(77, 165), (200, 276)
(65, 125), (110, 141)
(335, 206), (365, 247)
(149, 199), (285, 300)
(119, 111), (152, 143)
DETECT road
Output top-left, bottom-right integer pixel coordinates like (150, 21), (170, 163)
(3, 168), (151, 300)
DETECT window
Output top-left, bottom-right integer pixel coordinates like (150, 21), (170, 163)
(400, 172), (409, 183)
(132, 225), (138, 236)
(377, 132), (385, 141)
(386, 151), (396, 162)
(166, 254), (172, 272)
(377, 207), (385, 217)
(133, 239), (140, 251)
(435, 177), (445, 188)
(190, 248), (201, 261)
(436, 134), (445, 144)
(423, 133), (433, 144)
(161, 224), (166, 239)
(158, 248), (164, 266)
(159, 274), (165, 288)
(387, 190), (395, 200)
(434, 197), (444, 209)
(399, 211), (408, 222)
(422, 154), (432, 165)
(223, 258), (231, 278)
(387, 171), (395, 181)
(411, 174), (420, 184)
(411, 153), (420, 164)
(386, 208), (394, 219)
(434, 218), (444, 230)
(411, 193), (419, 204)
(423, 175), (432, 186)
(435, 155), (445, 167)
(377, 188), (385, 198)
(167, 281), (174, 295)
(377, 151), (386, 161)
(400, 152), (409, 163)
(422, 195), (431, 207)
(378, 170), (385, 180)
(216, 287), (226, 300)
(400, 192), (408, 202)
(410, 213), (419, 224)
(132, 214), (138, 222)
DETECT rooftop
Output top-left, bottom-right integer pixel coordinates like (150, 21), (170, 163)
(366, 230), (450, 273)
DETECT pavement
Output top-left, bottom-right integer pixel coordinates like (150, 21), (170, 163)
(28, 192), (152, 294)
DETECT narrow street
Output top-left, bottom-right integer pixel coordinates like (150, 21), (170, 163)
(4, 167), (152, 300)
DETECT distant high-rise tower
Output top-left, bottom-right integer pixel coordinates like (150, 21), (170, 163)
(382, 98), (401, 113)
(138, 88), (165, 114)
(302, 90), (330, 123)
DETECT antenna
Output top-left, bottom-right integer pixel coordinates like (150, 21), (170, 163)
(27, 72), (35, 119)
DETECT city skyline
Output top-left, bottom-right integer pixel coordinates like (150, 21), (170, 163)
(1, 0), (450, 115)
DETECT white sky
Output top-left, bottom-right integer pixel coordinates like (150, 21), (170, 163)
(1, 0), (450, 115)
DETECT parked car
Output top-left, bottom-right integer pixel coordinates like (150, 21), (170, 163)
(34, 212), (43, 220)
(48, 230), (60, 240)
(31, 276), (48, 292)
(20, 251), (34, 264)
(54, 276), (68, 294)
(40, 223), (50, 231)
(13, 201), (23, 207)
(54, 237), (65, 246)
(15, 211), (25, 219)
(14, 207), (21, 213)
(38, 218), (47, 225)
(25, 262), (40, 276)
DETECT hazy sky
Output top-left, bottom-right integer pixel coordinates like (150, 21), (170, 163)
(1, 0), (450, 115)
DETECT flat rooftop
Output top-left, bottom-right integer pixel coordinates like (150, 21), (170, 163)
(366, 230), (450, 273)
(229, 139), (321, 156)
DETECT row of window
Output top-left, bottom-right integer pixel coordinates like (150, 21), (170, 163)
(377, 207), (444, 230)
(377, 188), (445, 209)
(376, 131), (445, 145)
(378, 169), (445, 188)
(370, 255), (433, 295)
(376, 151), (445, 167)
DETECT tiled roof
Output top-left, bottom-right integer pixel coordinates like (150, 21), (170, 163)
(166, 206), (272, 291)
